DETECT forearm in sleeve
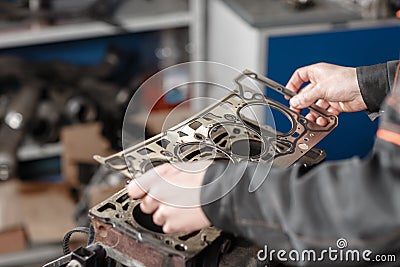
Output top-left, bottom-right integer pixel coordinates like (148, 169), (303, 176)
(357, 60), (399, 113)
(201, 138), (400, 254)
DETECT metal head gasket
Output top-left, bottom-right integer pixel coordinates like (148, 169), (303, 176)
(89, 70), (338, 265)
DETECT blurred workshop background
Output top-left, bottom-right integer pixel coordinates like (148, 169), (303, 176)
(0, 0), (398, 266)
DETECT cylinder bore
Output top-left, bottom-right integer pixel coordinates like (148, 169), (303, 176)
(239, 104), (294, 135)
(230, 139), (263, 157)
(132, 204), (164, 234)
(209, 123), (265, 158)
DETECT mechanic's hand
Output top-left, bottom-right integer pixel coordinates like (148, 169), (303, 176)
(286, 63), (367, 126)
(126, 162), (211, 234)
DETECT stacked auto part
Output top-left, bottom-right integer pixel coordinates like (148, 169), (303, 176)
(0, 46), (149, 181)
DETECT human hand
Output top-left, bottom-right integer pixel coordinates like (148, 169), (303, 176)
(286, 63), (367, 125)
(126, 162), (211, 234)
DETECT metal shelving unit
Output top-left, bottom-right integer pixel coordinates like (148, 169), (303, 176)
(1, 0), (206, 160)
(0, 1), (206, 266)
(0, 0), (205, 61)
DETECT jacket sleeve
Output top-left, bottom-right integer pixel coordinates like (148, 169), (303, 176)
(201, 140), (400, 253)
(357, 60), (398, 113)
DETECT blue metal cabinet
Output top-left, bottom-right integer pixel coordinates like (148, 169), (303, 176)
(267, 25), (400, 160)
(208, 0), (400, 160)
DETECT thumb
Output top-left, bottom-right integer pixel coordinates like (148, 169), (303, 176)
(290, 84), (323, 109)
(127, 167), (161, 199)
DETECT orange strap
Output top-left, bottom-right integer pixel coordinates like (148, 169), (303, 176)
(377, 129), (400, 146)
